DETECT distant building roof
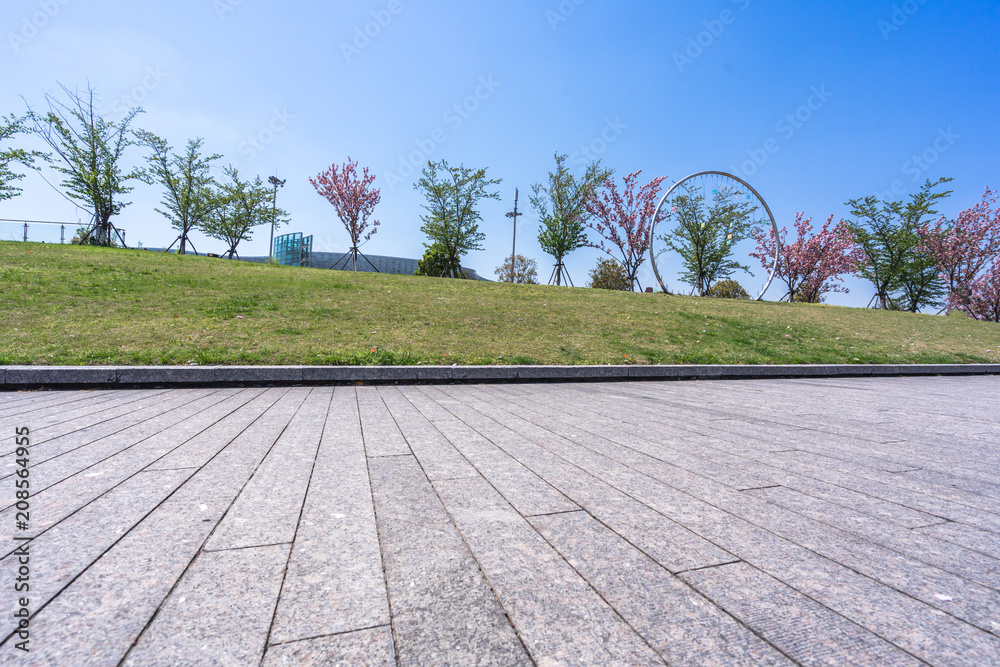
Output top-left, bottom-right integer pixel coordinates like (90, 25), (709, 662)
(143, 248), (489, 281)
(311, 252), (488, 280)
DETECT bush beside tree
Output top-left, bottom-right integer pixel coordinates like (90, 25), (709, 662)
(588, 258), (630, 291)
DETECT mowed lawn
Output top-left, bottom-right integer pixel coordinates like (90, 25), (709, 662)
(2, 242), (999, 366)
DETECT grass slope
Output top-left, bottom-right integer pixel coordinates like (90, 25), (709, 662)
(2, 242), (999, 366)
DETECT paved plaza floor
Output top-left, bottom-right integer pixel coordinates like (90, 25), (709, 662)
(1, 377), (999, 665)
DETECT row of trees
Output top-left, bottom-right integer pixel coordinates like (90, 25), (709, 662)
(749, 178), (1000, 321)
(1, 85), (285, 258)
(4, 86), (998, 321)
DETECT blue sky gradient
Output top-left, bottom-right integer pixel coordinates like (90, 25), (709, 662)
(3, 0), (998, 306)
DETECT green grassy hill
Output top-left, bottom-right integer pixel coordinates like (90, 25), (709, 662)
(2, 242), (998, 366)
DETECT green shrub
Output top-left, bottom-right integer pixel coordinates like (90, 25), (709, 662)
(588, 258), (630, 291)
(415, 242), (467, 279)
(705, 279), (750, 299)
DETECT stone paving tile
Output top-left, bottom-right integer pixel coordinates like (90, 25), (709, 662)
(775, 449), (1000, 513)
(679, 562), (924, 666)
(356, 386), (411, 457)
(1, 389), (234, 493)
(0, 389), (152, 439)
(396, 384), (459, 423)
(503, 388), (956, 529)
(416, 387), (578, 517)
(123, 544), (291, 666)
(562, 383), (1000, 531)
(519, 395), (1000, 637)
(138, 388), (272, 471)
(500, 389), (778, 492)
(432, 475), (664, 666)
(916, 521), (1000, 562)
(205, 388), (330, 551)
(0, 390), (117, 421)
(483, 389), (1000, 665)
(0, 389), (215, 480)
(902, 468), (1000, 499)
(604, 378), (996, 464)
(565, 381), (990, 477)
(368, 456), (530, 666)
(529, 510), (793, 666)
(166, 388), (308, 505)
(0, 389), (266, 545)
(432, 388), (735, 573)
(378, 386), (479, 481)
(7, 496), (230, 666)
(263, 626), (396, 667)
(270, 388), (390, 645)
(745, 485), (1000, 591)
(14, 390), (181, 445)
(0, 468), (192, 640)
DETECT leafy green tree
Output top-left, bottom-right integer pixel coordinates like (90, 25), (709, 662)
(659, 184), (760, 295)
(494, 254), (538, 284)
(201, 167), (279, 259)
(415, 160), (500, 278)
(136, 133), (221, 255)
(414, 242), (468, 278)
(1, 114), (46, 202)
(588, 258), (631, 291)
(24, 84), (143, 246)
(845, 177), (952, 311)
(532, 153), (611, 285)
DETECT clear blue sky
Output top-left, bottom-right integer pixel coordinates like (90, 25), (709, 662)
(3, 0), (999, 306)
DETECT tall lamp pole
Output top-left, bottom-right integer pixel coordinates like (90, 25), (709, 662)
(268, 175), (286, 259)
(505, 188), (522, 282)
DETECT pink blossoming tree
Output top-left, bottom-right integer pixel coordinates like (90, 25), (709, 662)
(310, 158), (381, 271)
(965, 259), (1000, 322)
(751, 213), (860, 303)
(918, 187), (1000, 315)
(584, 170), (667, 291)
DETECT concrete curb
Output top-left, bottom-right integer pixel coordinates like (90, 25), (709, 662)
(2, 364), (999, 389)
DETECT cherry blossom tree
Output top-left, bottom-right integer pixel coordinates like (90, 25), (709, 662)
(310, 158), (381, 271)
(965, 259), (1000, 322)
(751, 213), (860, 303)
(918, 187), (1000, 314)
(584, 170), (667, 291)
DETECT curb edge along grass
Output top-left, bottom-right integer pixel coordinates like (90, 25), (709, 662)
(2, 364), (1000, 389)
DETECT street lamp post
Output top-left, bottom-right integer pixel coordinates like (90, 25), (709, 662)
(268, 175), (286, 260)
(505, 188), (522, 283)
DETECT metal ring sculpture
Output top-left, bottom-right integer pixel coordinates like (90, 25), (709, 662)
(648, 171), (780, 301)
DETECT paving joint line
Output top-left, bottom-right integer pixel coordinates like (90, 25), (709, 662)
(263, 387), (333, 656)
(265, 624), (392, 649)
